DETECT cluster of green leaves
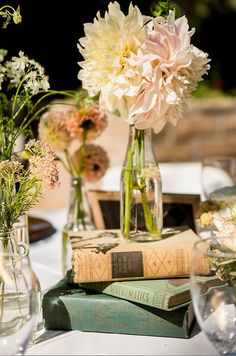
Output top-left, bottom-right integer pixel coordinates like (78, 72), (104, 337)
(0, 174), (42, 232)
(150, 0), (181, 18)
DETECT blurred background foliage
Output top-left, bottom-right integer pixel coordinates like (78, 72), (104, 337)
(1, 0), (236, 97)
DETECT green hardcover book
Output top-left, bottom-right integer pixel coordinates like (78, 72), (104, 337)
(42, 278), (195, 339)
(79, 278), (191, 311)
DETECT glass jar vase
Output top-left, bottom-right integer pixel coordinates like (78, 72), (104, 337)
(14, 215), (43, 343)
(62, 176), (94, 276)
(0, 229), (28, 256)
(120, 125), (163, 242)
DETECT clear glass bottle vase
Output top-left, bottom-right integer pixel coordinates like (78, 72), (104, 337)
(1, 183), (42, 343)
(62, 176), (94, 276)
(120, 125), (163, 242)
(13, 214), (43, 343)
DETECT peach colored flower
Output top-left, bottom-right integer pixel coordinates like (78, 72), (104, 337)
(66, 105), (108, 142)
(130, 12), (210, 133)
(29, 156), (60, 190)
(38, 107), (72, 151)
(23, 139), (60, 190)
(72, 144), (109, 183)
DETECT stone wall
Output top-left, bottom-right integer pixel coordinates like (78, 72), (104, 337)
(153, 97), (236, 162)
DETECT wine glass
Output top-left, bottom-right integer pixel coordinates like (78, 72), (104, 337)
(201, 156), (236, 200)
(201, 156), (236, 199)
(0, 253), (39, 355)
(190, 236), (236, 356)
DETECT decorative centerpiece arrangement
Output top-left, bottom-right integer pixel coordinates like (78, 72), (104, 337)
(198, 198), (236, 239)
(0, 10), (65, 341)
(38, 89), (109, 275)
(0, 46), (65, 244)
(77, 1), (210, 241)
(0, 140), (59, 240)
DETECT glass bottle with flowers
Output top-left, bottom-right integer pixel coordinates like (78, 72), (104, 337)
(77, 1), (210, 241)
(0, 139), (60, 337)
(0, 45), (77, 246)
(38, 89), (109, 275)
(0, 18), (75, 339)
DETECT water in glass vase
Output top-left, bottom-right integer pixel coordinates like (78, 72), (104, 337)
(120, 126), (163, 242)
(62, 176), (94, 276)
(0, 253), (39, 355)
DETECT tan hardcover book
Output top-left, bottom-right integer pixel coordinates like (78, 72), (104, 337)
(71, 227), (210, 283)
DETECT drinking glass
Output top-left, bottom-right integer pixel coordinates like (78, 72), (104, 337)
(190, 236), (236, 355)
(201, 156), (236, 200)
(0, 253), (39, 355)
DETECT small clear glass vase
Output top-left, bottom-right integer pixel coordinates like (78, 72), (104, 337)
(14, 215), (43, 344)
(62, 176), (94, 276)
(0, 252), (39, 356)
(120, 125), (163, 242)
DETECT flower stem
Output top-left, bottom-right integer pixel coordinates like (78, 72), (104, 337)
(75, 176), (86, 228)
(123, 126), (160, 238)
(139, 130), (159, 236)
(123, 149), (133, 239)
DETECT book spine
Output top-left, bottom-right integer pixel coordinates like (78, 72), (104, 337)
(43, 291), (192, 338)
(81, 281), (169, 310)
(72, 245), (208, 283)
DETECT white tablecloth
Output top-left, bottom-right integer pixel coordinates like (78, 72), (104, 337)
(25, 163), (217, 355)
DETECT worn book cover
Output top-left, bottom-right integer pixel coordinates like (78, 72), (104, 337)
(78, 277), (191, 311)
(42, 278), (195, 338)
(70, 228), (210, 283)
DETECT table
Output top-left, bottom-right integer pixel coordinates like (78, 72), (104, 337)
(25, 163), (217, 355)
(26, 208), (217, 356)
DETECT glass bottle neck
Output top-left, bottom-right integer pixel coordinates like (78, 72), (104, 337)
(124, 125), (158, 167)
(0, 230), (17, 254)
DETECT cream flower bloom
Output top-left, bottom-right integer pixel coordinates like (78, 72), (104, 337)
(78, 2), (149, 113)
(39, 107), (73, 151)
(78, 3), (210, 133)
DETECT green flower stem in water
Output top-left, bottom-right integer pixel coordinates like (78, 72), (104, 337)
(123, 127), (160, 239)
(139, 130), (159, 235)
(123, 147), (134, 238)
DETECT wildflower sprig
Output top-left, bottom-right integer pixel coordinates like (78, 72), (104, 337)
(0, 50), (76, 161)
(0, 140), (59, 232)
(0, 4), (21, 28)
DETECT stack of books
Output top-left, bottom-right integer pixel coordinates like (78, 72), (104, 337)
(43, 227), (210, 338)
